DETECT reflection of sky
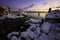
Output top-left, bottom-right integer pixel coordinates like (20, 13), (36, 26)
(0, 0), (60, 11)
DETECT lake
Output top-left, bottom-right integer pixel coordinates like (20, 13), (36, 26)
(27, 13), (47, 19)
(12, 12), (47, 19)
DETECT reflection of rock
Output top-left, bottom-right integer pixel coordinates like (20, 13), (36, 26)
(41, 22), (51, 33)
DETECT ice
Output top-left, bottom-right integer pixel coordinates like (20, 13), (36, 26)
(41, 22), (51, 33)
(38, 33), (48, 40)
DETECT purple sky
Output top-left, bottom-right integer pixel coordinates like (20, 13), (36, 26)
(0, 0), (60, 11)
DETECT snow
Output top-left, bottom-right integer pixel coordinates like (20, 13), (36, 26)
(10, 36), (18, 40)
(6, 22), (60, 40)
(20, 30), (34, 40)
(4, 10), (60, 40)
(55, 33), (60, 40)
(47, 30), (56, 40)
(33, 27), (41, 36)
(0, 14), (24, 19)
(7, 32), (19, 39)
(38, 33), (48, 40)
(27, 18), (42, 23)
(7, 15), (24, 19)
(46, 10), (60, 18)
(52, 23), (60, 31)
(41, 22), (51, 33)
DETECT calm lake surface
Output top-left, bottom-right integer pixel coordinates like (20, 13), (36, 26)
(27, 13), (47, 19)
(12, 12), (47, 19)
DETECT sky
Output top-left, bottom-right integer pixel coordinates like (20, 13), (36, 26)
(0, 0), (60, 11)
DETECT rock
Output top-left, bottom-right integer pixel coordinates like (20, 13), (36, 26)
(52, 23), (60, 31)
(55, 33), (60, 40)
(38, 33), (48, 40)
(18, 37), (22, 40)
(46, 10), (60, 18)
(20, 30), (34, 39)
(33, 27), (41, 36)
(47, 29), (56, 40)
(7, 32), (19, 39)
(41, 22), (51, 33)
(10, 36), (18, 40)
(27, 24), (37, 31)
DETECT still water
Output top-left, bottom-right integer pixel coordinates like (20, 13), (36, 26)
(27, 13), (47, 19)
(12, 12), (47, 19)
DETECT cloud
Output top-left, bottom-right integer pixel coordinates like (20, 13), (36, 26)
(53, 5), (60, 8)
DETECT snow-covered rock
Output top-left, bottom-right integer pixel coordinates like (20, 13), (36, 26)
(38, 33), (48, 40)
(10, 36), (18, 40)
(52, 23), (60, 31)
(46, 10), (60, 18)
(7, 32), (19, 39)
(20, 30), (34, 40)
(18, 37), (21, 40)
(26, 18), (42, 24)
(27, 24), (37, 31)
(41, 22), (51, 33)
(33, 27), (41, 36)
(29, 18), (41, 23)
(55, 33), (60, 40)
(47, 29), (56, 40)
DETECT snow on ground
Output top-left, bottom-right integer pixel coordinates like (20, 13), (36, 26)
(0, 14), (24, 19)
(7, 32), (19, 39)
(41, 22), (51, 33)
(7, 19), (60, 40)
(10, 36), (18, 40)
(38, 33), (48, 40)
(46, 10), (60, 18)
(2, 11), (60, 40)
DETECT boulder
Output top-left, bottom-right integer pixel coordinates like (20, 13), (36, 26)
(38, 33), (48, 40)
(41, 22), (51, 33)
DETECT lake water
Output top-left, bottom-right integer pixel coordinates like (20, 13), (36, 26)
(12, 12), (47, 19)
(27, 13), (47, 19)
